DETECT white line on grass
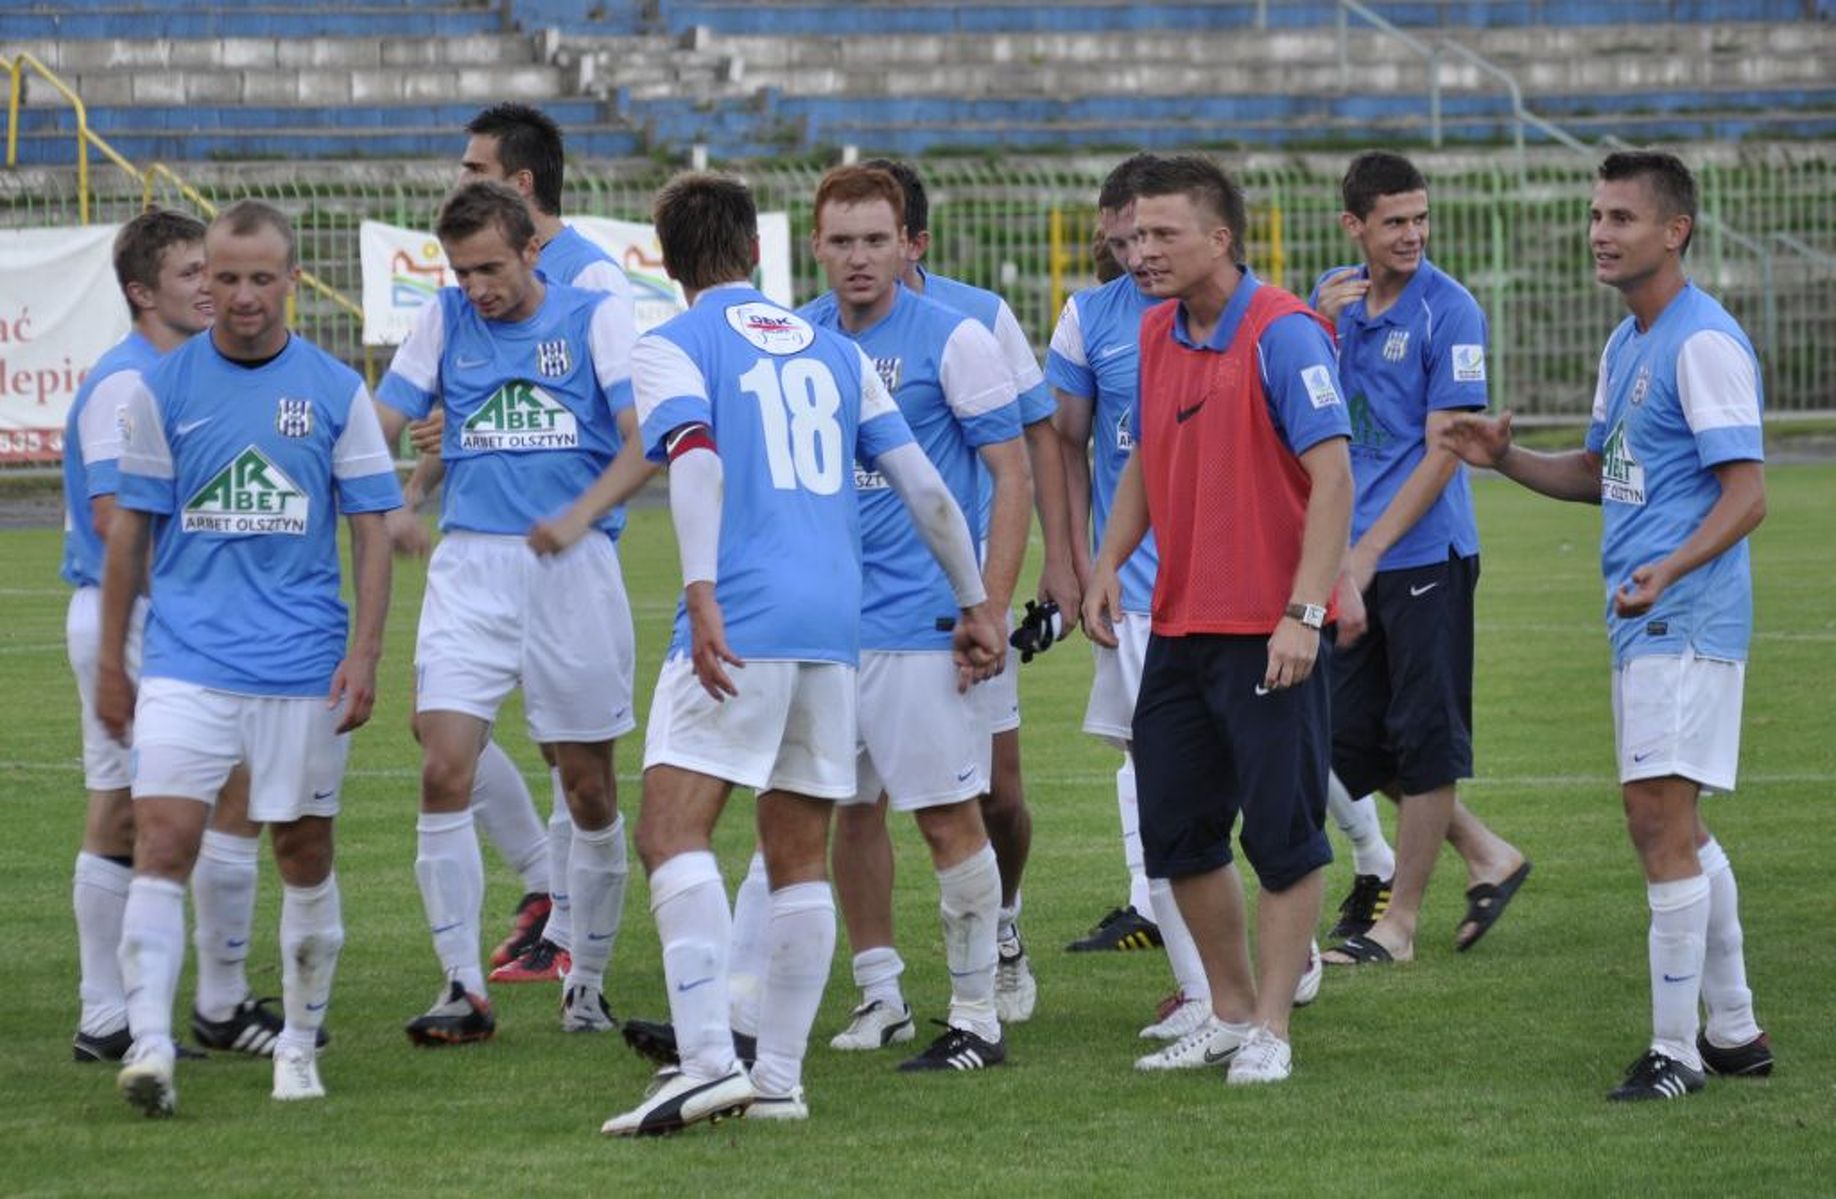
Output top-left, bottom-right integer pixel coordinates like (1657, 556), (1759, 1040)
(0, 643), (64, 655)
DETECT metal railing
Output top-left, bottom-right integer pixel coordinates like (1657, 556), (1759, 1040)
(1337, 0), (1443, 147)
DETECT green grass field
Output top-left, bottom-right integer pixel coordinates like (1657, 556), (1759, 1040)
(2, 468), (1832, 1197)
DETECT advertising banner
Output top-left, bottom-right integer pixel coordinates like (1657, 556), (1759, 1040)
(0, 224), (129, 463)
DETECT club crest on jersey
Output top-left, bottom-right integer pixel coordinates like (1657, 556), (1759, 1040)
(725, 302), (814, 355)
(1599, 420), (1645, 506)
(1382, 329), (1410, 363)
(536, 339), (572, 378)
(1451, 344), (1486, 383)
(1630, 365), (1651, 406)
(275, 397), (313, 439)
(183, 445), (309, 535)
(873, 356), (903, 393)
(462, 381), (579, 451)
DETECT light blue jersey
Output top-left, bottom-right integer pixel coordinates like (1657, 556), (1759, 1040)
(636, 284), (915, 664)
(377, 281), (636, 538)
(1314, 259), (1485, 571)
(802, 285), (1020, 651)
(115, 333), (402, 697)
(1046, 274), (1161, 614)
(61, 331), (162, 588)
(539, 225), (634, 299)
(1584, 283), (1764, 666)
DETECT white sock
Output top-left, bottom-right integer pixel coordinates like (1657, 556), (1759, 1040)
(1648, 874), (1711, 1070)
(751, 881), (836, 1098)
(938, 842), (1001, 1042)
(469, 740), (549, 895)
(852, 946), (905, 1011)
(650, 851), (733, 1081)
(415, 810), (486, 996)
(118, 875), (186, 1058)
(727, 850), (771, 1037)
(1328, 773), (1395, 880)
(191, 829), (260, 1021)
(1118, 760), (1152, 916)
(1698, 838), (1761, 1047)
(562, 815), (626, 992)
(74, 852), (132, 1037)
(997, 892), (1022, 945)
(543, 769), (574, 951)
(1149, 876), (1210, 1001)
(278, 874), (344, 1056)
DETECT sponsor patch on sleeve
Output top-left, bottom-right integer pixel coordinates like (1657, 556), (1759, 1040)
(1301, 364), (1342, 410)
(1451, 344), (1486, 383)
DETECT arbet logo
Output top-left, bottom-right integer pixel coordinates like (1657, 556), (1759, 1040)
(461, 381), (579, 451)
(183, 445), (309, 535)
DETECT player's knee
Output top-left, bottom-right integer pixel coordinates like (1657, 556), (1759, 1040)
(87, 791), (136, 857)
(131, 825), (196, 882)
(419, 750), (474, 809)
(916, 801), (985, 863)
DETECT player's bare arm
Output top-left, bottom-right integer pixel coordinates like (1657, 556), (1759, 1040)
(372, 401), (434, 556)
(95, 506), (152, 744)
(329, 509), (392, 733)
(1345, 407), (1469, 594)
(1615, 458), (1765, 617)
(876, 439), (999, 689)
(1439, 410), (1604, 503)
(1023, 416), (1082, 633)
(1051, 389), (1097, 593)
(528, 407), (660, 556)
(1267, 435), (1353, 691)
(1084, 450), (1149, 648)
(976, 435), (1033, 617)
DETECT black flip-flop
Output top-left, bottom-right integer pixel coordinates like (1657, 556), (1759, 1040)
(1321, 933), (1395, 966)
(1455, 860), (1532, 952)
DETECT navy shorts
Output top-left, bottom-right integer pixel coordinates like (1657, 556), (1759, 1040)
(1132, 633), (1333, 892)
(1331, 552), (1478, 799)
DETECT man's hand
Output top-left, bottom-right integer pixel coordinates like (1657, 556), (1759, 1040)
(528, 514), (589, 558)
(385, 508), (431, 558)
(1081, 563), (1124, 649)
(97, 661), (135, 746)
(1036, 555), (1083, 637)
(328, 653), (379, 734)
(685, 581), (743, 701)
(407, 409), (445, 456)
(1333, 571), (1369, 648)
(1313, 268), (1369, 324)
(1265, 617), (1322, 691)
(1438, 410), (1515, 469)
(952, 602), (1006, 693)
(1614, 560), (1673, 618)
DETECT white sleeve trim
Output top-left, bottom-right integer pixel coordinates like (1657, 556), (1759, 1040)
(116, 380), (173, 481)
(854, 346), (899, 422)
(333, 382), (398, 480)
(633, 335), (708, 428)
(78, 370), (140, 467)
(940, 319), (1018, 419)
(1676, 329), (1761, 433)
(387, 296), (446, 393)
(1590, 345), (1610, 425)
(571, 258), (634, 299)
(590, 289), (639, 393)
(991, 299), (1046, 393)
(1047, 296), (1087, 368)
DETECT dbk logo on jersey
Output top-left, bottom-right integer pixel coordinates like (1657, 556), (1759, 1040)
(1599, 420), (1645, 506)
(536, 339), (572, 378)
(462, 381), (579, 451)
(873, 356), (903, 393)
(275, 397), (313, 439)
(726, 302), (815, 354)
(1382, 329), (1410, 363)
(184, 446), (309, 535)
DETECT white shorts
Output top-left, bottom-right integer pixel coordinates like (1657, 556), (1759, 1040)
(131, 677), (349, 821)
(66, 587), (147, 792)
(1082, 611), (1153, 750)
(643, 656), (858, 800)
(416, 532), (637, 744)
(973, 639), (1022, 735)
(1611, 650), (1745, 794)
(848, 651), (987, 812)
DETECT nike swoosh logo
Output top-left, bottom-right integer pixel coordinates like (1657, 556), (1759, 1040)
(305, 1001), (327, 1012)
(1253, 684), (1272, 697)
(455, 356), (489, 368)
(1203, 1046), (1238, 1064)
(586, 932), (613, 942)
(1409, 582), (1439, 597)
(1662, 973), (1696, 983)
(1175, 400), (1207, 423)
(225, 938), (249, 949)
(676, 976), (715, 993)
(956, 766), (976, 782)
(177, 418), (211, 434)
(312, 789), (335, 800)
(1632, 751), (1655, 763)
(430, 921), (463, 935)
(1098, 343), (1131, 359)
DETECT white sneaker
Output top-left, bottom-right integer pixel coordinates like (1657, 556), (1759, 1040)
(117, 1041), (177, 1118)
(1140, 992), (1211, 1041)
(1133, 1014), (1251, 1071)
(994, 934), (1038, 1025)
(744, 1086), (809, 1121)
(272, 1045), (325, 1101)
(1293, 940), (1322, 1007)
(828, 999), (915, 1051)
(1226, 1025), (1293, 1085)
(561, 983), (617, 1033)
(600, 1064), (755, 1136)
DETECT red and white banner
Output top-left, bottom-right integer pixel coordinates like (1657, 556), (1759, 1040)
(0, 224), (129, 463)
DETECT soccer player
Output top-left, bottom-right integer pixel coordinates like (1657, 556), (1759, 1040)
(600, 171), (999, 1135)
(1310, 151), (1530, 968)
(807, 158), (1069, 1024)
(799, 164), (1032, 1069)
(1083, 155), (1354, 1084)
(1048, 157), (1222, 1048)
(1441, 151), (1772, 1101)
(376, 181), (643, 1045)
(63, 210), (303, 1064)
(97, 200), (399, 1114)
(398, 102), (643, 984)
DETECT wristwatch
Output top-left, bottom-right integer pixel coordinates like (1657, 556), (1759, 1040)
(1284, 601), (1327, 630)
